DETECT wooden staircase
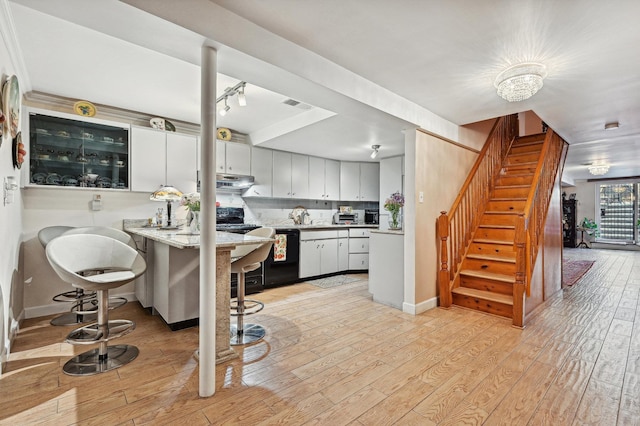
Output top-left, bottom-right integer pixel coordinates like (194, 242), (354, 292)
(451, 134), (545, 319)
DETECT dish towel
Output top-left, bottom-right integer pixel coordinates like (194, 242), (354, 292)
(274, 234), (287, 262)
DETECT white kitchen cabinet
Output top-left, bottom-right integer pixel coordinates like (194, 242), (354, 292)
(273, 151), (309, 199)
(338, 237), (349, 271)
(299, 230), (339, 278)
(131, 127), (197, 193)
(216, 141), (251, 175)
(360, 162), (380, 201)
(348, 228), (371, 270)
(340, 162), (380, 201)
(309, 157), (341, 200)
(243, 147), (272, 197)
(379, 156), (404, 212)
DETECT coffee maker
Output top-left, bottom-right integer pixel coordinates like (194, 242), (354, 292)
(365, 209), (379, 224)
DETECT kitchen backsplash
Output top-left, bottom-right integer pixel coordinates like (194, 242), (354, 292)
(216, 193), (377, 226)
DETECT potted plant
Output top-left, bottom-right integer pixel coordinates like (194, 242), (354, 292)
(580, 217), (599, 237)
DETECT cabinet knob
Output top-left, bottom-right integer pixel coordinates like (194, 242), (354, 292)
(228, 166), (232, 170)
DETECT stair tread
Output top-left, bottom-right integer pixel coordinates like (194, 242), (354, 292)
(508, 151), (542, 158)
(478, 224), (515, 229)
(513, 134), (546, 144)
(504, 162), (538, 167)
(467, 253), (516, 263)
(460, 269), (516, 283)
(452, 287), (514, 305)
(490, 197), (527, 201)
(473, 238), (512, 245)
(495, 184), (531, 189)
(484, 211), (520, 215)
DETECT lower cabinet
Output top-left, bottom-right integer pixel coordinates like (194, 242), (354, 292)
(348, 228), (371, 270)
(299, 231), (339, 278)
(338, 230), (349, 271)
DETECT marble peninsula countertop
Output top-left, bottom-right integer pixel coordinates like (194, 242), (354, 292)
(370, 229), (404, 235)
(124, 220), (274, 250)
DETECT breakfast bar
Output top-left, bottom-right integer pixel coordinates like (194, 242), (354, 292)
(125, 223), (275, 364)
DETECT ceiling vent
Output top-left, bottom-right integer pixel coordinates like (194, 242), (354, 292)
(282, 98), (312, 110)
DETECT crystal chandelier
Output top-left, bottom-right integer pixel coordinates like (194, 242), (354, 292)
(494, 62), (547, 102)
(588, 163), (609, 176)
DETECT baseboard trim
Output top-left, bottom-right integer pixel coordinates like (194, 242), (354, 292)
(24, 292), (137, 319)
(402, 296), (439, 315)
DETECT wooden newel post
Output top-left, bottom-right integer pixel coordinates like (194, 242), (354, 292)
(437, 211), (451, 308)
(513, 214), (526, 328)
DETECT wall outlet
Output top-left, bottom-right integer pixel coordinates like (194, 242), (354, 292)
(91, 194), (102, 211)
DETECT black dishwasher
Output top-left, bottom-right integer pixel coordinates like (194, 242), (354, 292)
(263, 228), (300, 287)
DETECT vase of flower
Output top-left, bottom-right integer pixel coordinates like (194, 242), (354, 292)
(181, 192), (201, 234)
(189, 211), (200, 234)
(384, 191), (405, 230)
(389, 212), (402, 230)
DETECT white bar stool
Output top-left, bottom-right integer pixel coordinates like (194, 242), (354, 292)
(230, 227), (275, 345)
(46, 234), (147, 376)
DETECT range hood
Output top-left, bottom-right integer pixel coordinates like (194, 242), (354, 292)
(216, 173), (255, 191)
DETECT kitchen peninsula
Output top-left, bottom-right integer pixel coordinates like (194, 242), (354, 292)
(124, 221), (274, 363)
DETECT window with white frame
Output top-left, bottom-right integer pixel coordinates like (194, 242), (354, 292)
(597, 182), (638, 243)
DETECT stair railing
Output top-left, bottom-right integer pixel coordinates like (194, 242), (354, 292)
(512, 129), (566, 326)
(438, 114), (518, 307)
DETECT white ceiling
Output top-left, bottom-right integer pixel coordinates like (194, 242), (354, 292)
(8, 0), (640, 181)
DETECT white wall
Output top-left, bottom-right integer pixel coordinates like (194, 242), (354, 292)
(0, 1), (25, 369)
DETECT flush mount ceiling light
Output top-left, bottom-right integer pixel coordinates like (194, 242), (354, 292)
(604, 121), (619, 130)
(217, 81), (247, 116)
(588, 162), (610, 176)
(370, 144), (380, 159)
(494, 62), (547, 102)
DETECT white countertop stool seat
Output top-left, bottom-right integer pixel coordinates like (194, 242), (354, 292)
(230, 227), (275, 345)
(46, 234), (147, 376)
(61, 226), (138, 313)
(38, 226), (95, 326)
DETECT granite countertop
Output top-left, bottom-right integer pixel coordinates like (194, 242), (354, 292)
(371, 229), (404, 235)
(125, 225), (274, 250)
(268, 224), (378, 230)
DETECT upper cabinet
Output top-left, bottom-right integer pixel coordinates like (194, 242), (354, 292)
(27, 110), (129, 189)
(130, 126), (197, 194)
(309, 156), (340, 200)
(243, 147), (272, 197)
(272, 151), (309, 199)
(340, 162), (379, 201)
(216, 141), (251, 175)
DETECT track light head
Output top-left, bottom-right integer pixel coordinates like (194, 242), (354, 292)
(370, 144), (380, 159)
(237, 83), (247, 106)
(219, 97), (230, 116)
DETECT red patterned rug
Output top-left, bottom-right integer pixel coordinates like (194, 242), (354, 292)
(563, 259), (595, 287)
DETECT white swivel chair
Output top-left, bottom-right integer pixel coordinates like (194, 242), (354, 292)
(38, 226), (93, 326)
(46, 234), (147, 376)
(230, 227), (275, 345)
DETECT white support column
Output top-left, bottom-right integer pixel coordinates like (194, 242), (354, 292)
(199, 45), (217, 397)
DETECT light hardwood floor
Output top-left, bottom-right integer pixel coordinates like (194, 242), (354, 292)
(2, 248), (639, 425)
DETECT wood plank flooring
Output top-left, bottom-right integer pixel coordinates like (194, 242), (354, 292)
(2, 248), (639, 425)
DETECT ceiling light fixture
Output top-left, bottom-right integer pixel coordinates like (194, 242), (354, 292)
(237, 83), (247, 107)
(604, 122), (619, 130)
(494, 62), (547, 102)
(588, 162), (610, 176)
(216, 81), (247, 115)
(219, 97), (230, 116)
(370, 144), (380, 159)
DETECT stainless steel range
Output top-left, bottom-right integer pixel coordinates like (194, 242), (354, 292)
(216, 207), (263, 296)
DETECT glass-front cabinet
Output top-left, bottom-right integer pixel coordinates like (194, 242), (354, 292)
(28, 112), (129, 189)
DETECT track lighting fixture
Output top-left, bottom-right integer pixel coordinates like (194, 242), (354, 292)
(237, 83), (247, 106)
(370, 144), (380, 159)
(216, 81), (247, 116)
(219, 97), (230, 116)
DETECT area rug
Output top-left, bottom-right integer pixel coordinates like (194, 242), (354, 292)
(307, 275), (362, 289)
(563, 259), (595, 287)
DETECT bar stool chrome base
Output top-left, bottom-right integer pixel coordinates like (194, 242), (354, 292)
(51, 311), (97, 326)
(63, 344), (139, 376)
(67, 319), (136, 344)
(230, 323), (266, 346)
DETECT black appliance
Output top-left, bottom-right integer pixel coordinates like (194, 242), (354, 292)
(216, 207), (263, 297)
(365, 209), (379, 225)
(264, 228), (300, 288)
